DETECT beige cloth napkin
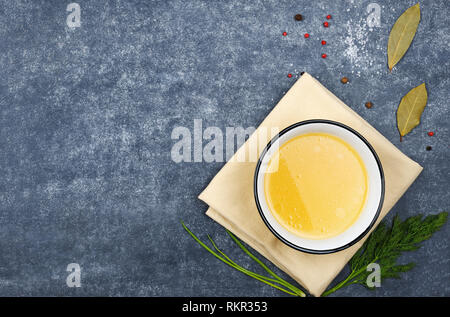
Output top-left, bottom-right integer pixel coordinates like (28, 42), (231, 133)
(198, 73), (422, 296)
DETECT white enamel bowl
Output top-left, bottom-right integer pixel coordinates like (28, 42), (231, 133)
(254, 120), (384, 254)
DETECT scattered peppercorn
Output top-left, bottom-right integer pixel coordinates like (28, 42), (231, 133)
(323, 21), (329, 27)
(287, 73), (292, 78)
(282, 32), (287, 36)
(294, 14), (303, 21)
(321, 40), (327, 45)
(365, 101), (373, 109)
(321, 53), (327, 59)
(426, 146), (432, 151)
(427, 131), (435, 136)
(304, 33), (310, 38)
(300, 71), (305, 75)
(341, 77), (349, 84)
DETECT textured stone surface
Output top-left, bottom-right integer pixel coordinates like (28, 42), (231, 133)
(0, 0), (448, 296)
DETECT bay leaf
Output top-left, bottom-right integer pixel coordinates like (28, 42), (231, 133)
(397, 83), (428, 141)
(387, 3), (421, 71)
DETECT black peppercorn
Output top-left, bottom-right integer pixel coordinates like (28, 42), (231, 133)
(426, 146), (432, 151)
(365, 102), (373, 109)
(294, 14), (303, 21)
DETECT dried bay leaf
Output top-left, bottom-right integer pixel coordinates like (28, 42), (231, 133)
(388, 3), (421, 71)
(397, 83), (428, 141)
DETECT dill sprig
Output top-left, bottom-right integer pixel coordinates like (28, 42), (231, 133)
(181, 222), (306, 297)
(182, 211), (447, 297)
(322, 211), (448, 296)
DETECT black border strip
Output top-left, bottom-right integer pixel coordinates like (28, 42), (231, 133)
(254, 119), (385, 254)
(0, 297), (446, 313)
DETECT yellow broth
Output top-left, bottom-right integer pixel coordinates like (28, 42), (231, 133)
(264, 133), (368, 239)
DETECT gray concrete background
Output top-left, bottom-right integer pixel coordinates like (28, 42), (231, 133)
(0, 0), (448, 296)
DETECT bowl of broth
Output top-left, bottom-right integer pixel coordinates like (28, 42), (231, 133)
(254, 120), (384, 254)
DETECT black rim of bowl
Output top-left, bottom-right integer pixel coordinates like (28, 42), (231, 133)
(254, 119), (385, 254)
